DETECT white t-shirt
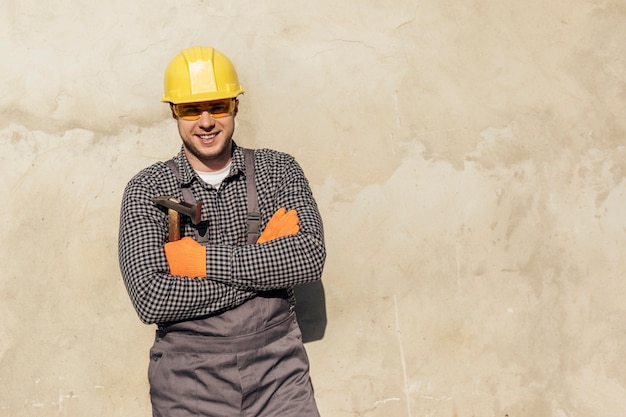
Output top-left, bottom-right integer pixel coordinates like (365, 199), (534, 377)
(195, 163), (231, 189)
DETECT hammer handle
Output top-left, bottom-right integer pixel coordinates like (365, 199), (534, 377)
(168, 209), (181, 242)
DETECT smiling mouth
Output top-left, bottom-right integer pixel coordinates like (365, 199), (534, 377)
(198, 133), (218, 141)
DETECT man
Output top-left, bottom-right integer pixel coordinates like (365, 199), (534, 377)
(118, 46), (325, 416)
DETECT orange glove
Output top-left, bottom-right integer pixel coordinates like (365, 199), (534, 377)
(164, 237), (206, 278)
(256, 208), (300, 244)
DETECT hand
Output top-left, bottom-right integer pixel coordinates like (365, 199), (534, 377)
(164, 237), (207, 278)
(257, 208), (300, 244)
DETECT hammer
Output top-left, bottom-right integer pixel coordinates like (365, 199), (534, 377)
(152, 196), (202, 242)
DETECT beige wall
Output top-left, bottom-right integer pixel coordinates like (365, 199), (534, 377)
(1, 1), (625, 416)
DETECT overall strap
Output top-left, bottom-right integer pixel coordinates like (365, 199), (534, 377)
(165, 159), (196, 204)
(164, 151), (260, 245)
(244, 148), (261, 244)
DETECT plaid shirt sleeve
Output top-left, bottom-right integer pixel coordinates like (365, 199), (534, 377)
(118, 146), (326, 324)
(118, 160), (257, 325)
(209, 148), (326, 291)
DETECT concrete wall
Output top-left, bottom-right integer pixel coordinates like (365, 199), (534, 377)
(1, 1), (625, 416)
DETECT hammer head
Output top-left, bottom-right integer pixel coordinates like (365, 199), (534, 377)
(152, 196), (202, 225)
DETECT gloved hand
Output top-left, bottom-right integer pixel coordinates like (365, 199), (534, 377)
(256, 208), (300, 244)
(164, 237), (207, 278)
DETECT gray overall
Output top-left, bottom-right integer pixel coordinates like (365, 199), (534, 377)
(148, 149), (320, 417)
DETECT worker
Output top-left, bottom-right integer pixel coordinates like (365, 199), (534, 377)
(118, 45), (326, 416)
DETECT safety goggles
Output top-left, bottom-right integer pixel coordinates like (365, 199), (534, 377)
(172, 99), (236, 120)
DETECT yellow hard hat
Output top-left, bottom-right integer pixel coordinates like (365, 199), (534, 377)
(162, 46), (244, 104)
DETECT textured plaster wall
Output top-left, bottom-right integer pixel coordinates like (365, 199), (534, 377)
(1, 1), (625, 416)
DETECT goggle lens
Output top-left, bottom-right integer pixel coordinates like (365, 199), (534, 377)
(173, 99), (236, 120)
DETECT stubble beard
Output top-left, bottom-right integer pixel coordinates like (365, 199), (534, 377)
(184, 135), (233, 168)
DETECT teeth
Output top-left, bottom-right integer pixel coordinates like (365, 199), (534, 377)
(199, 134), (217, 140)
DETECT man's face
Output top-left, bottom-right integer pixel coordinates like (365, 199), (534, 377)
(172, 99), (238, 171)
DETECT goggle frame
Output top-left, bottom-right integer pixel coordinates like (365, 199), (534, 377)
(172, 99), (237, 121)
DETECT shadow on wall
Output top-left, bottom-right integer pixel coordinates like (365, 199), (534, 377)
(294, 280), (327, 343)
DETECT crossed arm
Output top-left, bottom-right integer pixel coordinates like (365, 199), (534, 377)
(118, 158), (325, 324)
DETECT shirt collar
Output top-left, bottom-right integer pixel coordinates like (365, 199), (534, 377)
(172, 142), (246, 187)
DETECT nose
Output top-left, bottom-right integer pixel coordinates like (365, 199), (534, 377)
(198, 111), (215, 128)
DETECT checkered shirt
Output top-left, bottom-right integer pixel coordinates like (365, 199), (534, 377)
(118, 143), (326, 324)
